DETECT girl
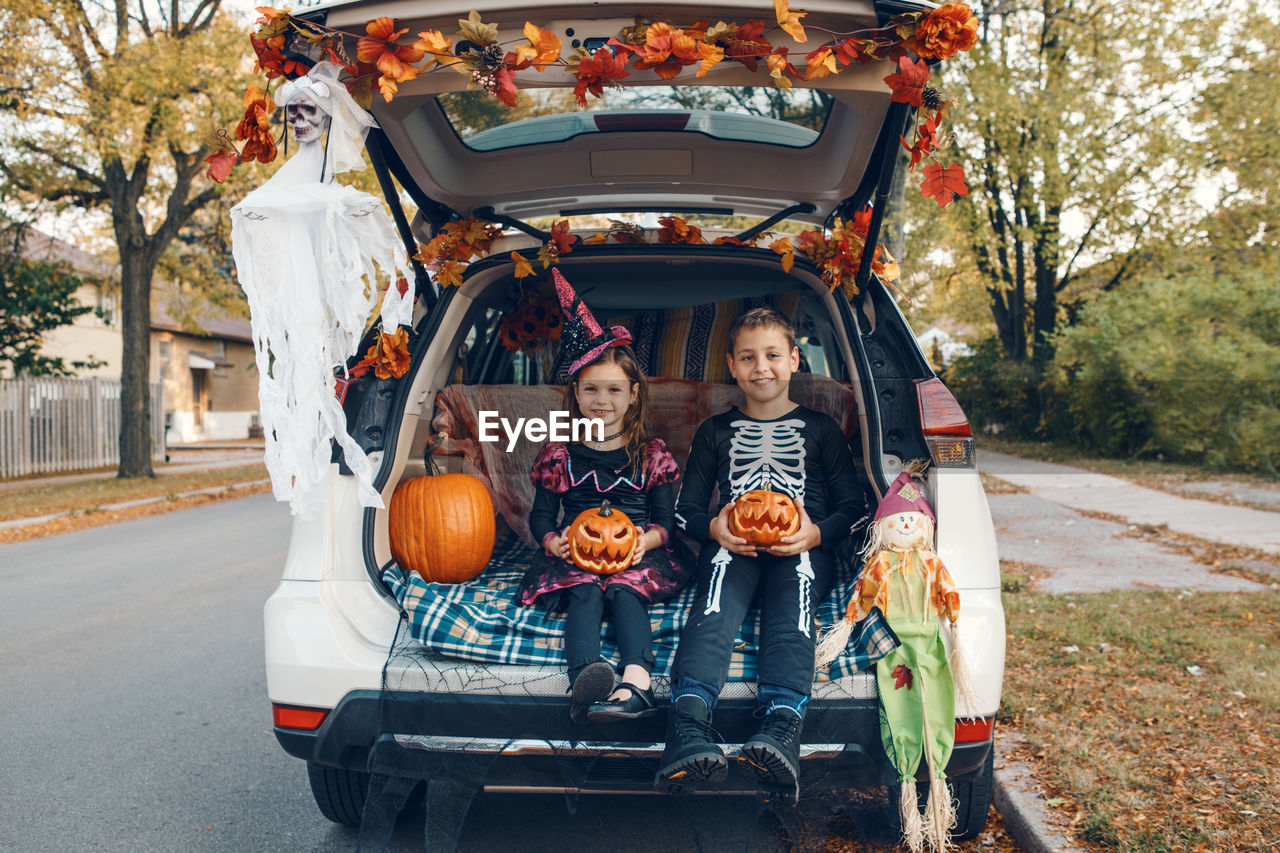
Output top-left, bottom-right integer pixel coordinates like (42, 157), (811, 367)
(517, 269), (691, 723)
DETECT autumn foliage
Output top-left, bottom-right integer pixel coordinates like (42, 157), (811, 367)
(903, 2), (979, 61)
(217, 2), (979, 297)
(223, 2), (979, 186)
(365, 327), (412, 379)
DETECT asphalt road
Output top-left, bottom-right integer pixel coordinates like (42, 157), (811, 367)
(0, 494), (909, 853)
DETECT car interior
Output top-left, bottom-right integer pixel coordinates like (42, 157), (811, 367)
(364, 253), (885, 694)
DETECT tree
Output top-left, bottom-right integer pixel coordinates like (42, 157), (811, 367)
(0, 0), (250, 476)
(1193, 13), (1279, 256)
(1054, 255), (1280, 472)
(0, 217), (104, 375)
(912, 0), (1234, 367)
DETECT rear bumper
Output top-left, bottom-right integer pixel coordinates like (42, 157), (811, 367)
(276, 690), (994, 794)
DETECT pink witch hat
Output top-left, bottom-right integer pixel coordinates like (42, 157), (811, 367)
(552, 267), (633, 375)
(874, 472), (936, 522)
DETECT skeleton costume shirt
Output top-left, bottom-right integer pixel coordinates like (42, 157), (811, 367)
(672, 404), (862, 703)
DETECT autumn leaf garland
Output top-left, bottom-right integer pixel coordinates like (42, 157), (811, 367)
(216, 3), (981, 295)
(220, 3), (979, 192)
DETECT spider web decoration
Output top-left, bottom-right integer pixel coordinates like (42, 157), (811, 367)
(346, 499), (916, 852)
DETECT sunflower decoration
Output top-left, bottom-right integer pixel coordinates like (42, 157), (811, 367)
(499, 283), (563, 354)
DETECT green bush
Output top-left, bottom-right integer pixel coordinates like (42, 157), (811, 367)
(943, 338), (1058, 440)
(1053, 260), (1280, 473)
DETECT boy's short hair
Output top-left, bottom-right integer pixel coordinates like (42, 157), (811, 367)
(727, 307), (796, 353)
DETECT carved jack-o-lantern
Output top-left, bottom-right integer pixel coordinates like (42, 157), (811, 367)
(729, 486), (800, 546)
(568, 500), (638, 575)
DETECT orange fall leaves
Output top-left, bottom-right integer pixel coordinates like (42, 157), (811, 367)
(239, 2), (979, 116)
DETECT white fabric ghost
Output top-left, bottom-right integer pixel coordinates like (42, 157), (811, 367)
(231, 61), (412, 517)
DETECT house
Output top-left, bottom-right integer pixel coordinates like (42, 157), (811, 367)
(149, 303), (259, 444)
(14, 229), (122, 378)
(915, 324), (974, 369)
(15, 230), (260, 445)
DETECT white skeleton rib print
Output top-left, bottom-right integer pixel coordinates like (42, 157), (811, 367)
(728, 418), (807, 502)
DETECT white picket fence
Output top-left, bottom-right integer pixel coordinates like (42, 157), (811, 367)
(0, 377), (166, 479)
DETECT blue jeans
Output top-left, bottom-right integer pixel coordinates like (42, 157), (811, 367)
(672, 678), (809, 719)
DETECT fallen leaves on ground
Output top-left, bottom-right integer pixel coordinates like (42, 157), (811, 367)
(1002, 582), (1280, 851)
(0, 481), (273, 545)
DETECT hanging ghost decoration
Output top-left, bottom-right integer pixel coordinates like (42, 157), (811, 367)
(230, 62), (413, 516)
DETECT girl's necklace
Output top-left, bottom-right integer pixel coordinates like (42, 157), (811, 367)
(589, 430), (623, 450)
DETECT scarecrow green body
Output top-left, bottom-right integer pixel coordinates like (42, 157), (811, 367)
(874, 550), (956, 785)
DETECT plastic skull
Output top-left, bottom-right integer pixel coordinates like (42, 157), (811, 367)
(286, 93), (330, 145)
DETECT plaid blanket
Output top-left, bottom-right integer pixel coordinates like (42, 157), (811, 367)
(384, 533), (898, 682)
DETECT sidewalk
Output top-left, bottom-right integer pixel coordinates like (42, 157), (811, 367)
(981, 450), (1275, 594)
(0, 446), (270, 534)
(981, 450), (1280, 555)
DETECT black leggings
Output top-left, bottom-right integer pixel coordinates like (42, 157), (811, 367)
(564, 583), (655, 683)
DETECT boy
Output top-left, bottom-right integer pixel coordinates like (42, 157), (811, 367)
(656, 307), (862, 801)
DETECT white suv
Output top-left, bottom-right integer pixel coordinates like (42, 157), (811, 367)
(263, 0), (1004, 839)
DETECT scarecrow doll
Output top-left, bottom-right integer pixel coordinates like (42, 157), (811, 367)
(815, 471), (977, 853)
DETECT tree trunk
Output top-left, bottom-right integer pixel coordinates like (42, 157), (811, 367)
(1031, 264), (1057, 367)
(117, 232), (156, 478)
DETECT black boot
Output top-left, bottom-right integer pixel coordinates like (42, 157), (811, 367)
(738, 705), (803, 801)
(654, 695), (728, 793)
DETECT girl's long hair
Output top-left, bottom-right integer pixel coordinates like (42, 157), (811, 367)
(566, 344), (649, 478)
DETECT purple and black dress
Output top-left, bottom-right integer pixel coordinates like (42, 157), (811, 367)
(517, 437), (693, 609)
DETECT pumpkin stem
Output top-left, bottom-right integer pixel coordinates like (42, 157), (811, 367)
(599, 499), (613, 516)
(424, 431), (448, 476)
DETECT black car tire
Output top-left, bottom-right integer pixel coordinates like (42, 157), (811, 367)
(887, 746), (994, 843)
(307, 761), (370, 827)
(950, 746), (995, 840)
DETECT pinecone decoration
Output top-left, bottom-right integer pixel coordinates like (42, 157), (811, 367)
(480, 43), (505, 70)
(921, 86), (943, 112)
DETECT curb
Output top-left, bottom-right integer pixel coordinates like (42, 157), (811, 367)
(992, 732), (1085, 853)
(0, 479), (272, 532)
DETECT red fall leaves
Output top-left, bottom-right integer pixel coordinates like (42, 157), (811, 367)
(217, 2), (977, 207)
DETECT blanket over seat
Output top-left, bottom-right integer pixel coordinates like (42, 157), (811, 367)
(383, 531), (897, 684)
(383, 372), (889, 682)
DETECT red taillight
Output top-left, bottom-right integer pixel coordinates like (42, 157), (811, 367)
(272, 704), (328, 730)
(914, 378), (972, 436)
(954, 716), (995, 743)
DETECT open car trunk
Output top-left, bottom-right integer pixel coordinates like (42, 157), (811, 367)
(301, 0), (924, 228)
(352, 244), (932, 701)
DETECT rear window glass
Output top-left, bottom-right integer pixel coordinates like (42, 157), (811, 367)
(437, 86), (833, 151)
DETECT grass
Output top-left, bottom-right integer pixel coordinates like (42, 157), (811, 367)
(0, 465), (268, 522)
(1001, 562), (1280, 852)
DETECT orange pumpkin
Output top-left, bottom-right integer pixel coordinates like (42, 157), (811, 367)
(389, 469), (495, 584)
(729, 487), (800, 546)
(567, 500), (638, 575)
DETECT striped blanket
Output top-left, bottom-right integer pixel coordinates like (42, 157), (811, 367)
(384, 533), (898, 682)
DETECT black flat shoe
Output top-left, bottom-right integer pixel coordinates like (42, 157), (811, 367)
(569, 661), (616, 723)
(586, 682), (657, 722)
